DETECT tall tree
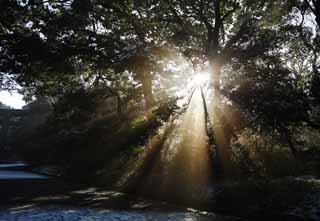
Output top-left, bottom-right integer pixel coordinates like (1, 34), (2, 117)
(141, 0), (298, 173)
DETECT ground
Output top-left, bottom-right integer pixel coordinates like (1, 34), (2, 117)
(0, 180), (245, 221)
(0, 205), (234, 221)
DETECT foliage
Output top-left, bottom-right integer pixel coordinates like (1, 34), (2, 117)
(2, 0), (320, 195)
(15, 88), (179, 182)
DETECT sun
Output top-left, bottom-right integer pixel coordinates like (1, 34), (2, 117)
(191, 72), (210, 87)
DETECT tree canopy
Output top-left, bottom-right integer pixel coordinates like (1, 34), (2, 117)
(1, 0), (320, 178)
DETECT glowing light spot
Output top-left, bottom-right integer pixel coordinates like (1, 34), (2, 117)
(191, 72), (210, 87)
(0, 91), (25, 109)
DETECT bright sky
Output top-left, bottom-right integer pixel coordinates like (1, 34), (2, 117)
(0, 91), (26, 109)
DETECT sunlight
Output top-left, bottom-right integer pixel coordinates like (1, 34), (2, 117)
(133, 89), (211, 202)
(191, 72), (210, 87)
(0, 91), (25, 109)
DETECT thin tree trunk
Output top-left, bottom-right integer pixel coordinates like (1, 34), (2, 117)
(205, 0), (235, 176)
(140, 71), (155, 112)
(200, 88), (220, 178)
(211, 98), (234, 177)
(210, 60), (222, 92)
(209, 56), (234, 176)
(213, 121), (233, 176)
(280, 126), (299, 159)
(104, 85), (128, 123)
(115, 93), (128, 124)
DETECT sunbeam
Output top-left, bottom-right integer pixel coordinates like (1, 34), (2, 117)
(135, 88), (212, 203)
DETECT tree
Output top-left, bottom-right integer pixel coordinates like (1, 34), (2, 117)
(2, 0), (320, 174)
(137, 0), (300, 173)
(0, 102), (11, 109)
(286, 0), (320, 128)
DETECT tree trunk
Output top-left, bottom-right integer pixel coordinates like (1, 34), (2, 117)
(115, 93), (128, 124)
(280, 126), (299, 159)
(209, 57), (234, 176)
(104, 85), (128, 123)
(208, 0), (222, 92)
(210, 59), (222, 93)
(205, 0), (235, 176)
(140, 71), (155, 112)
(212, 105), (234, 177)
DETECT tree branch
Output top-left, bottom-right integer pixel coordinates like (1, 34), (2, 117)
(221, 0), (239, 22)
(305, 0), (316, 14)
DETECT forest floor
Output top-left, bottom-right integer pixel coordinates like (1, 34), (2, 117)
(0, 176), (246, 221)
(1, 154), (319, 220)
(287, 176), (320, 219)
(0, 171), (319, 220)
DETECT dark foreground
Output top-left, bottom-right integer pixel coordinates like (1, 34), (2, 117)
(0, 168), (316, 221)
(0, 169), (248, 221)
